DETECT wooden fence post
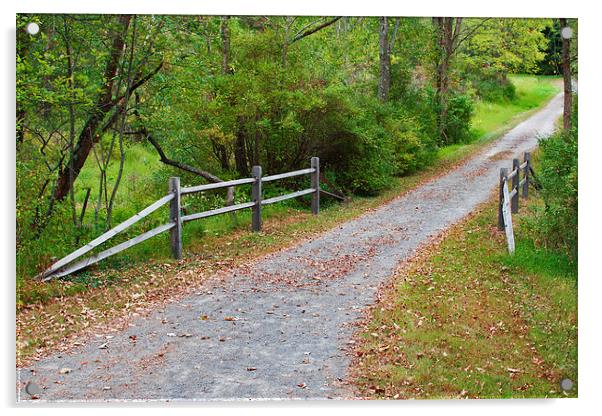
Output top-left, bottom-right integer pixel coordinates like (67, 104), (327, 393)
(498, 168), (507, 230)
(502, 182), (515, 255)
(169, 177), (182, 259)
(311, 157), (320, 215)
(522, 152), (530, 198)
(511, 158), (519, 214)
(252, 165), (262, 232)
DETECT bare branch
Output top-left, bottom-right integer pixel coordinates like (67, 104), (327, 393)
(289, 17), (342, 45)
(145, 133), (225, 183)
(451, 17), (491, 55)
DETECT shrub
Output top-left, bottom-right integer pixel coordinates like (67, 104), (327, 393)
(386, 111), (437, 175)
(531, 97), (577, 258)
(315, 87), (437, 195)
(321, 91), (395, 196)
(445, 93), (474, 145)
(470, 70), (516, 102)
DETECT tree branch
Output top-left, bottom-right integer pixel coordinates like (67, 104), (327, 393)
(451, 17), (491, 55)
(389, 17), (401, 51)
(289, 17), (342, 44)
(145, 132), (224, 183)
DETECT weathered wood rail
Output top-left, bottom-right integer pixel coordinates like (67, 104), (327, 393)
(40, 157), (325, 281)
(497, 152), (535, 254)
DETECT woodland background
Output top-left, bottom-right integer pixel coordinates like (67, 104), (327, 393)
(16, 15), (577, 288)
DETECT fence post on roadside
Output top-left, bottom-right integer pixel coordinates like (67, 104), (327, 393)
(511, 158), (520, 214)
(498, 168), (507, 231)
(522, 152), (530, 198)
(311, 157), (320, 215)
(169, 177), (182, 259)
(251, 165), (262, 232)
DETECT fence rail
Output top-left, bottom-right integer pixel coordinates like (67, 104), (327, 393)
(40, 157), (323, 281)
(498, 152), (533, 254)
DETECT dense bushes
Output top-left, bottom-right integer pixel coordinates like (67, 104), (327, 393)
(313, 85), (439, 195)
(471, 71), (517, 102)
(531, 98), (577, 258)
(444, 93), (475, 144)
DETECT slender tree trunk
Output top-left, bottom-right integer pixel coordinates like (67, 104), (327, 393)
(378, 17), (391, 102)
(16, 23), (33, 147)
(53, 14), (132, 202)
(221, 16), (231, 74)
(107, 16), (138, 228)
(219, 16), (236, 219)
(434, 17), (454, 144)
(16, 107), (26, 146)
(560, 18), (572, 131)
(234, 118), (250, 177)
(63, 21), (78, 229)
(211, 16), (231, 171)
(389, 17), (401, 52)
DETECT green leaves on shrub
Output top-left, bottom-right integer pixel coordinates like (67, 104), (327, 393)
(532, 97), (577, 258)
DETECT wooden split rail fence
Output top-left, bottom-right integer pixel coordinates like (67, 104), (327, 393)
(497, 151), (535, 254)
(40, 157), (323, 281)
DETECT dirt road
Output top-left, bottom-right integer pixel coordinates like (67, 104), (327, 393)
(17, 93), (563, 402)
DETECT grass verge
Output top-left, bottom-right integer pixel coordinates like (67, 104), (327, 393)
(350, 194), (577, 399)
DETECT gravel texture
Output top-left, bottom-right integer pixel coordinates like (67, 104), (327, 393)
(17, 93), (563, 402)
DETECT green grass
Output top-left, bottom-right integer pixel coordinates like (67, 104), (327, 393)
(470, 75), (561, 141)
(434, 75), (560, 166)
(352, 197), (577, 399)
(76, 142), (161, 203)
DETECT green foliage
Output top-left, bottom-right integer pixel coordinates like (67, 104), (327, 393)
(461, 18), (550, 74)
(443, 93), (474, 145)
(16, 14), (571, 285)
(470, 75), (560, 140)
(314, 87), (437, 195)
(530, 98), (578, 258)
(536, 20), (563, 75)
(536, 19), (578, 76)
(468, 68), (516, 102)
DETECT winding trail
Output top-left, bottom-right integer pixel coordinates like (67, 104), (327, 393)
(17, 93), (563, 402)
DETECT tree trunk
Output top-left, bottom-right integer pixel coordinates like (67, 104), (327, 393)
(234, 118), (250, 177)
(53, 14), (132, 202)
(209, 16), (231, 171)
(378, 17), (391, 102)
(221, 16), (231, 74)
(434, 17), (454, 144)
(16, 24), (33, 147)
(560, 18), (572, 131)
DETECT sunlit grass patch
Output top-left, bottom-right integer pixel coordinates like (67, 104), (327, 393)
(470, 75), (561, 141)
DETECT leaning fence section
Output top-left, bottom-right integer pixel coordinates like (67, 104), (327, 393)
(40, 157), (322, 281)
(497, 152), (535, 254)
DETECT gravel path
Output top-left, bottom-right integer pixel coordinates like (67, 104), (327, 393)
(17, 93), (563, 402)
